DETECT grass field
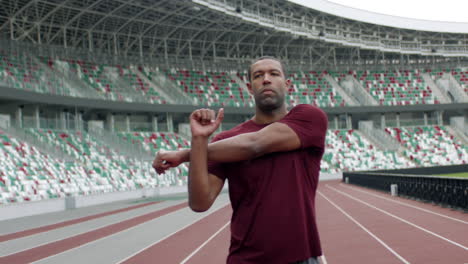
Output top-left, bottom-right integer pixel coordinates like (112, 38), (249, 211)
(436, 172), (468, 178)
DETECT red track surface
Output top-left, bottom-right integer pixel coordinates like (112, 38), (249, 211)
(319, 183), (468, 263)
(187, 226), (231, 264)
(0, 201), (162, 242)
(1, 180), (467, 264)
(316, 191), (401, 264)
(0, 201), (186, 264)
(121, 204), (231, 264)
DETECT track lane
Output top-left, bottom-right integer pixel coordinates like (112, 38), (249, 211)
(0, 201), (188, 264)
(36, 194), (231, 264)
(183, 181), (405, 264)
(333, 182), (468, 247)
(186, 224), (231, 264)
(321, 184), (468, 263)
(0, 198), (161, 235)
(0, 200), (180, 257)
(0, 201), (162, 242)
(316, 189), (408, 264)
(120, 204), (232, 264)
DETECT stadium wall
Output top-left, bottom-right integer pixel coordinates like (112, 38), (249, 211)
(368, 164), (468, 175)
(0, 186), (182, 221)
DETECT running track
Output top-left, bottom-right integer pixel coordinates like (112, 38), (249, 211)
(0, 180), (467, 264)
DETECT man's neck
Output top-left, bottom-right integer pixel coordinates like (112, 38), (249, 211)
(251, 106), (288, 125)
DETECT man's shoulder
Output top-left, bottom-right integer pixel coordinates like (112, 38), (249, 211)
(287, 104), (327, 119)
(291, 104), (325, 113)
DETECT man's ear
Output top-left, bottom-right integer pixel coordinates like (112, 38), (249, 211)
(246, 82), (253, 95)
(285, 79), (291, 89)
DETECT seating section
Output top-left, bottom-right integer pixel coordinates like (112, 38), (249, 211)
(62, 59), (127, 101)
(27, 128), (162, 188)
(427, 68), (468, 96)
(321, 129), (414, 173)
(451, 69), (468, 94)
(288, 71), (346, 107)
(163, 69), (253, 107)
(3, 124), (467, 204)
(0, 127), (194, 205)
(117, 131), (190, 185)
(0, 129), (90, 204)
(385, 126), (468, 166)
(4, 52), (461, 108)
(353, 69), (438, 105)
(0, 51), (78, 96)
(118, 66), (167, 104)
(163, 69), (346, 107)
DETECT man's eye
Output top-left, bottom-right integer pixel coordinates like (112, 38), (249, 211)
(254, 74), (261, 79)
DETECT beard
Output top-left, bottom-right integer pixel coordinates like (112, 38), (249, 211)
(254, 91), (286, 112)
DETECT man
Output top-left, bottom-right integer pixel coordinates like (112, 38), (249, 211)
(153, 56), (328, 263)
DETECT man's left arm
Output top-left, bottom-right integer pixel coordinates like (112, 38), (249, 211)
(153, 123), (298, 171)
(154, 105), (327, 171)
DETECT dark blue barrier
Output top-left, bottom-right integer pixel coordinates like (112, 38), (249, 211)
(342, 172), (468, 210)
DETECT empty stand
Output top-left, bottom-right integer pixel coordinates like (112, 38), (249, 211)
(353, 69), (439, 105)
(163, 69), (253, 107)
(321, 129), (414, 173)
(118, 65), (167, 104)
(288, 71), (346, 107)
(385, 126), (468, 166)
(0, 129), (89, 204)
(0, 50), (78, 96)
(117, 131), (189, 187)
(448, 68), (468, 94)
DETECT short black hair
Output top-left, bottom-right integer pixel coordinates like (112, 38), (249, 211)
(247, 56), (287, 82)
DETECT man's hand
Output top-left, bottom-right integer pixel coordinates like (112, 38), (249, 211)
(190, 108), (224, 138)
(152, 150), (187, 174)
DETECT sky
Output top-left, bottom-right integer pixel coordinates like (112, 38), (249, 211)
(325, 0), (468, 23)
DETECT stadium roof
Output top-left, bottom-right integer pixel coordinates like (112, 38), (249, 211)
(0, 0), (467, 66)
(291, 0), (468, 34)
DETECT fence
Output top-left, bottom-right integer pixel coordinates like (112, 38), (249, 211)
(343, 170), (468, 210)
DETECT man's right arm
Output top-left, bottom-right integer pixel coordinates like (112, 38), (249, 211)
(187, 135), (225, 212)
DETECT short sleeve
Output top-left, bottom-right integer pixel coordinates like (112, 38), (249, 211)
(278, 104), (328, 150)
(207, 133), (227, 180)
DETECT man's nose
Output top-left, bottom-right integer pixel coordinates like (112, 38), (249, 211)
(263, 74), (272, 84)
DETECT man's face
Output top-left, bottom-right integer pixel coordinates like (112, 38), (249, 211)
(247, 59), (290, 112)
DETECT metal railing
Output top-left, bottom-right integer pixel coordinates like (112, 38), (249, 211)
(344, 171), (468, 210)
(358, 121), (400, 151)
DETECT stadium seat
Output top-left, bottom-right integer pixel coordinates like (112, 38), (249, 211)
(117, 131), (190, 186)
(385, 126), (468, 166)
(352, 69), (438, 105)
(321, 129), (414, 173)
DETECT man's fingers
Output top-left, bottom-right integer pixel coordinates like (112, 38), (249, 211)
(215, 108), (224, 125)
(154, 163), (170, 175)
(191, 108), (222, 127)
(193, 109), (214, 125)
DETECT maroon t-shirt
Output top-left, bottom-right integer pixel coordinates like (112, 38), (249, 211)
(208, 104), (328, 264)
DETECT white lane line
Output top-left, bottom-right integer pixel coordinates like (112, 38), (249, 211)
(115, 202), (230, 264)
(320, 255), (328, 264)
(327, 185), (468, 251)
(0, 200), (176, 257)
(318, 191), (410, 264)
(340, 183), (468, 225)
(32, 201), (195, 264)
(180, 221), (230, 264)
